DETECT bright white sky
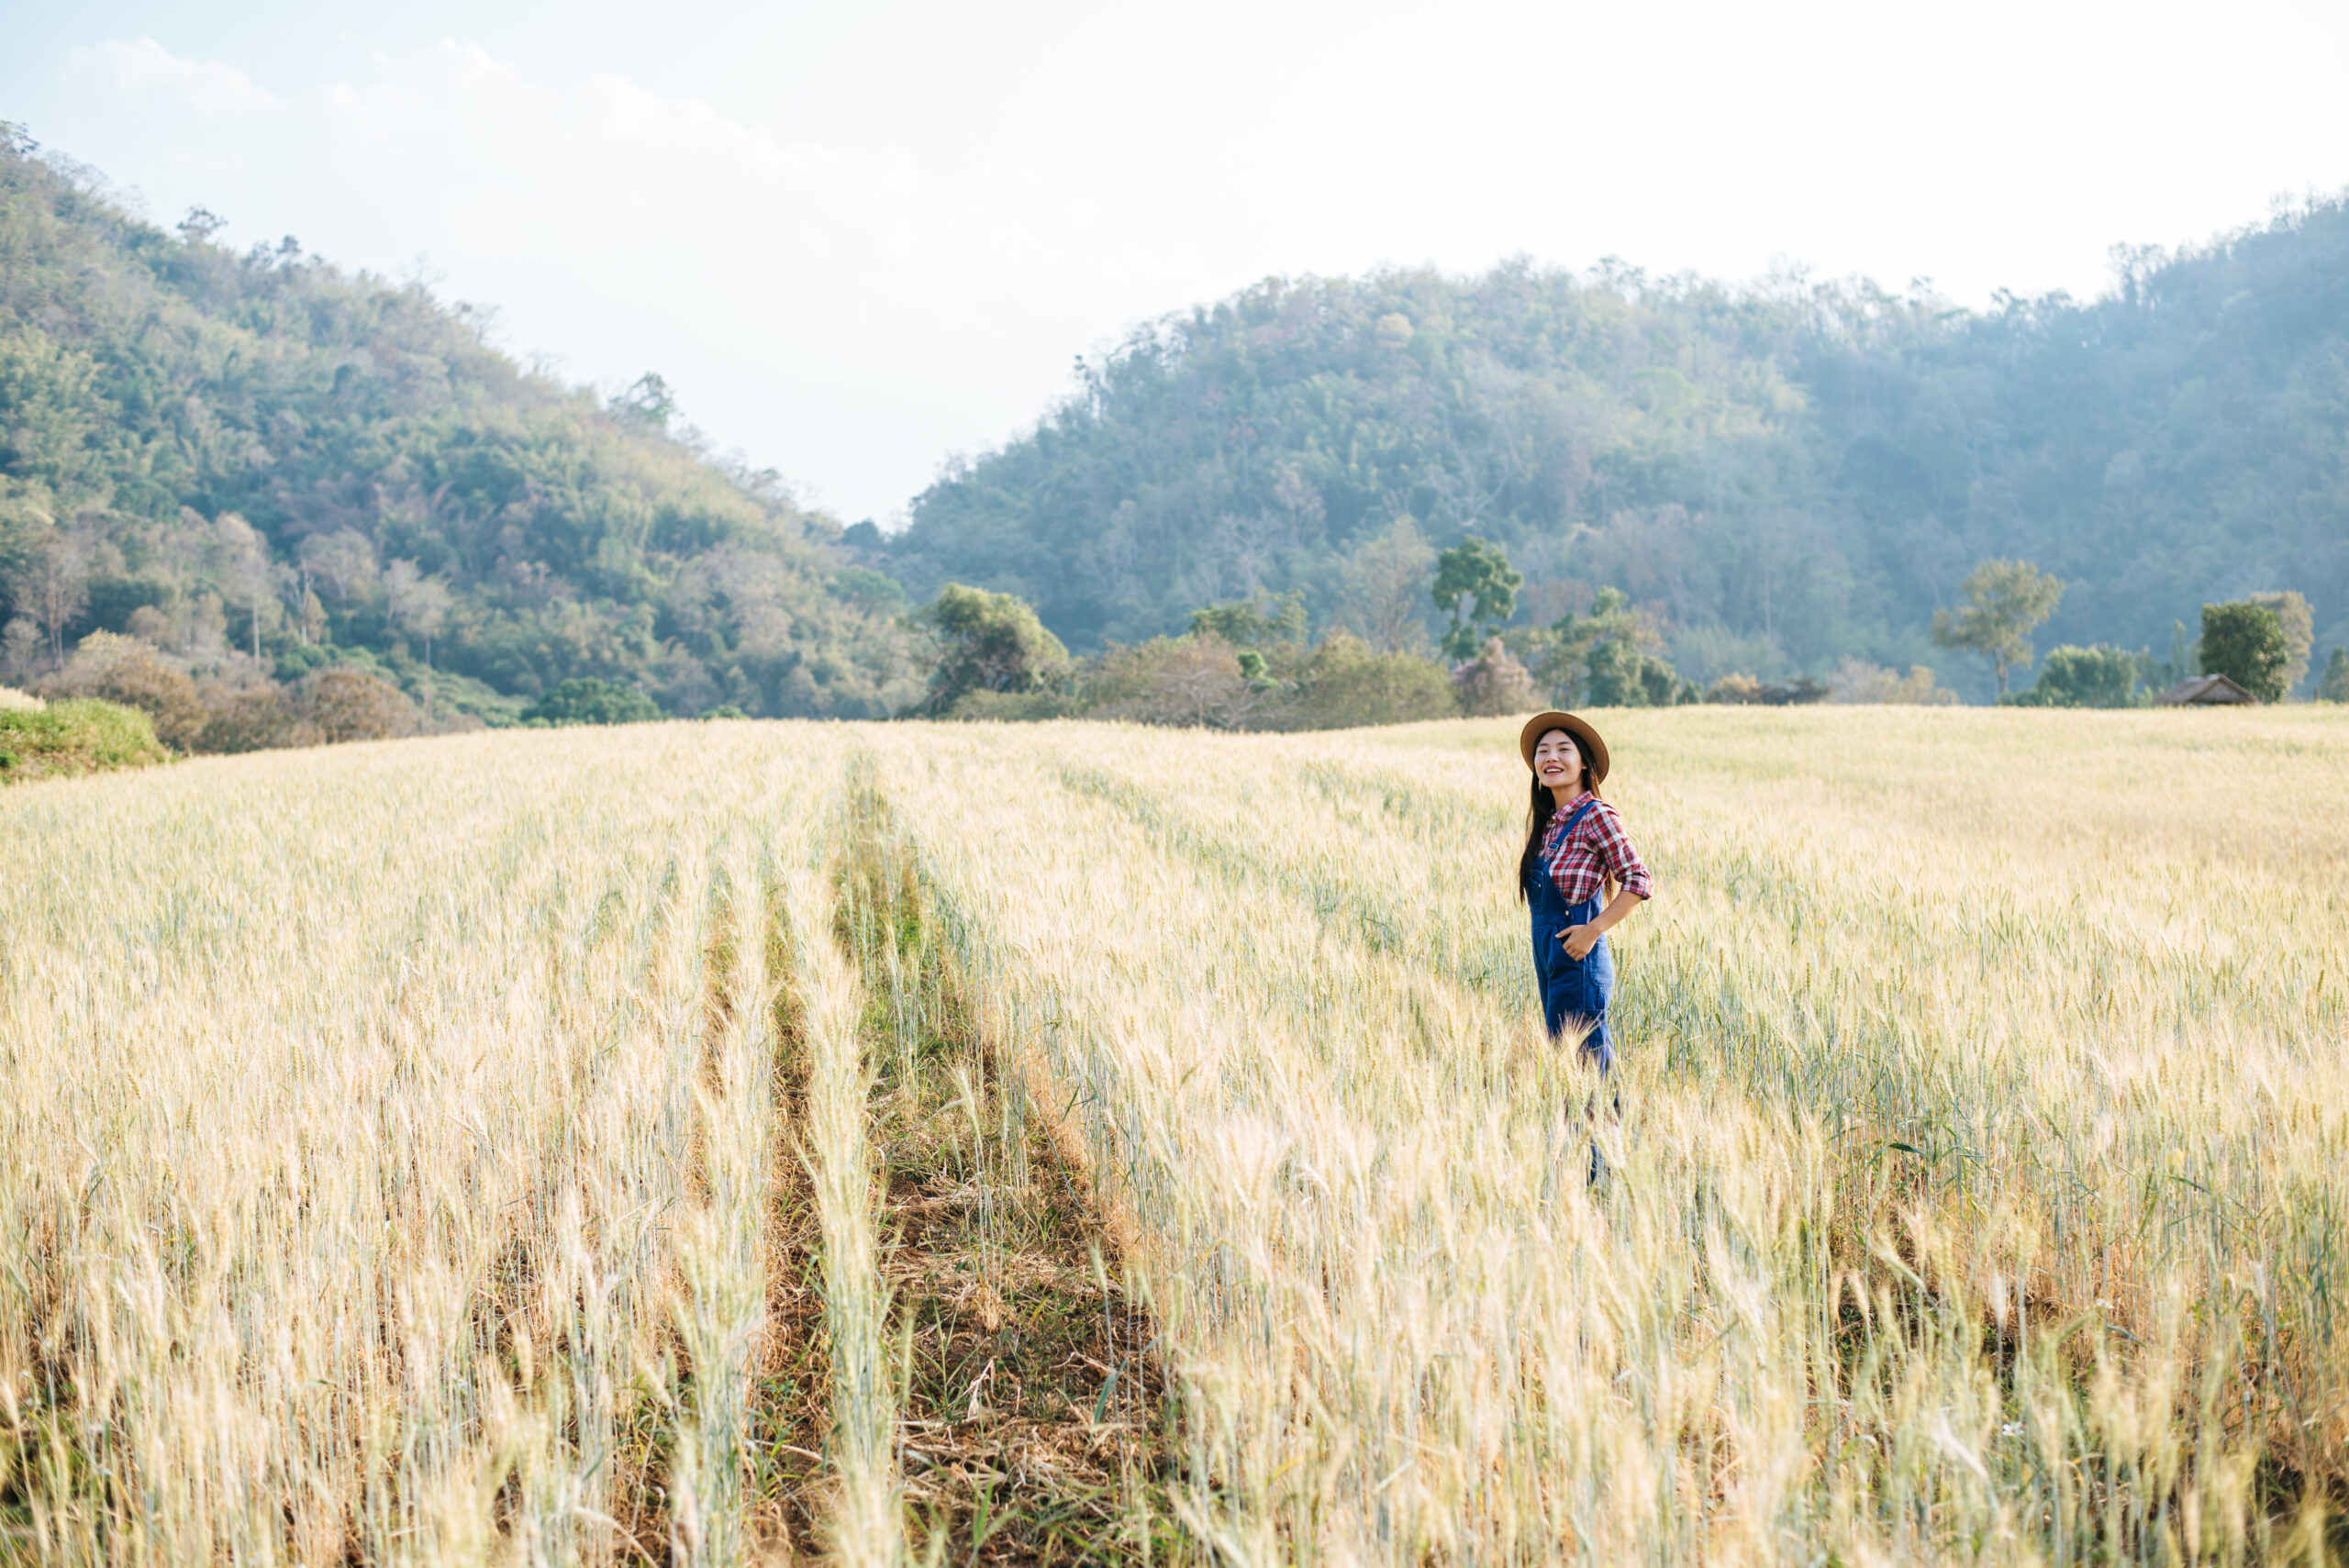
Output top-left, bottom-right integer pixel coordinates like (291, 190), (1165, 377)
(6, 0), (2348, 524)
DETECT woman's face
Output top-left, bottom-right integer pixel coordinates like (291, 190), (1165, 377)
(1532, 730), (1583, 795)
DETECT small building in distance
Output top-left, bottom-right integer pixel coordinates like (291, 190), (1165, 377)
(2155, 673), (2259, 706)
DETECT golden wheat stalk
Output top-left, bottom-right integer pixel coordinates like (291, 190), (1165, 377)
(785, 832), (905, 1567)
(0, 729), (846, 1563)
(6, 707), (2343, 1564)
(868, 709), (2346, 1563)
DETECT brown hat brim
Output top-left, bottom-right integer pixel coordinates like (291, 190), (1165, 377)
(1519, 710), (1609, 785)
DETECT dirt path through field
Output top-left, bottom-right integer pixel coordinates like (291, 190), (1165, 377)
(840, 767), (1182, 1565)
(735, 880), (834, 1558)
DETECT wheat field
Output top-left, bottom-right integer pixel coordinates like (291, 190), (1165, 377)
(3, 706), (2344, 1565)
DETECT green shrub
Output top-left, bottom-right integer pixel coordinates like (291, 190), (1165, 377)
(1584, 637), (1697, 706)
(2199, 601), (2288, 703)
(43, 631), (207, 751)
(195, 687), (315, 753)
(1705, 673), (1828, 706)
(2001, 644), (2143, 707)
(1453, 638), (1540, 717)
(917, 584), (1072, 717)
(1826, 660), (1961, 705)
(1079, 635), (1253, 728)
(298, 668), (423, 743)
(520, 678), (664, 727)
(1290, 632), (1456, 728)
(0, 698), (169, 783)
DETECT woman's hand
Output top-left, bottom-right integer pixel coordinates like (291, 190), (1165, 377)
(1558, 886), (1649, 961)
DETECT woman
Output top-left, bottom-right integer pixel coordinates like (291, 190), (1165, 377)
(1518, 710), (1653, 1071)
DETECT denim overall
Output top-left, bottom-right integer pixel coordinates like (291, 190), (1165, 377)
(1526, 797), (1616, 1073)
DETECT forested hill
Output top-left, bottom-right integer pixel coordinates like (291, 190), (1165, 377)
(0, 130), (917, 720)
(879, 205), (2349, 692)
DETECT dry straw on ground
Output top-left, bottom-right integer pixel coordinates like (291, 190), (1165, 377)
(3, 706), (2343, 1565)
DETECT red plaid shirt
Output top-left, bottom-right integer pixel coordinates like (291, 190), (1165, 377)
(1540, 794), (1654, 906)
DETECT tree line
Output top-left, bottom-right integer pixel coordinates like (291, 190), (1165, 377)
(1925, 557), (2328, 706)
(6, 122), (2343, 768)
(872, 206), (2349, 702)
(899, 533), (2346, 731)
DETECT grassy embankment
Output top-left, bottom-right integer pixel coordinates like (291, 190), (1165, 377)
(4, 706), (2345, 1564)
(0, 687), (167, 781)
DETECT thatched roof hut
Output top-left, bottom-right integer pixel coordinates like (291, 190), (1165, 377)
(2155, 673), (2258, 706)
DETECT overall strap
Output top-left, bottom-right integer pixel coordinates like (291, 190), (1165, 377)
(1544, 796), (1599, 873)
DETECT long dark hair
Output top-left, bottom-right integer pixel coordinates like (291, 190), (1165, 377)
(1517, 737), (1600, 900)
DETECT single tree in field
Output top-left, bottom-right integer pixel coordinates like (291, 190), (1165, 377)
(1431, 535), (1522, 662)
(2199, 600), (2289, 703)
(917, 584), (1071, 716)
(1931, 559), (2065, 695)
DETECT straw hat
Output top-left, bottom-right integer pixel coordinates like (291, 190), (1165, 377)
(1518, 710), (1609, 785)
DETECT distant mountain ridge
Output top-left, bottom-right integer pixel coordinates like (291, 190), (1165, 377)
(11, 117), (2342, 711)
(0, 128), (917, 718)
(880, 207), (2349, 694)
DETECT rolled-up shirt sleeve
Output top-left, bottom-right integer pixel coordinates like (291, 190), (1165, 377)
(1590, 801), (1654, 900)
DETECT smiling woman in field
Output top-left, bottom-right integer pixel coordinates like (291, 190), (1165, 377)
(1518, 710), (1653, 1071)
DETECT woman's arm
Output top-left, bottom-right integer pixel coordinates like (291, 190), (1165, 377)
(1561, 804), (1653, 959)
(1560, 886), (1642, 959)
